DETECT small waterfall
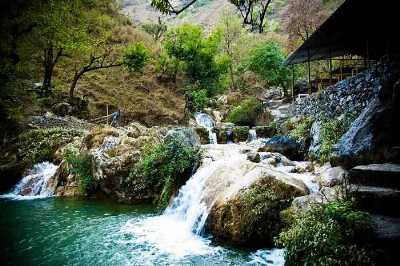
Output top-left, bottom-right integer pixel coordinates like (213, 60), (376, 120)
(194, 112), (217, 144)
(1, 162), (58, 199)
(248, 129), (257, 142)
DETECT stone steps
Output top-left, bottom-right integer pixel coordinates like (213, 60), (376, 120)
(349, 163), (400, 189)
(351, 185), (400, 217)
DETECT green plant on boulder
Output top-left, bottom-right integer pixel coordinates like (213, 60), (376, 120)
(277, 200), (375, 266)
(288, 117), (314, 142)
(64, 150), (95, 194)
(18, 128), (83, 168)
(227, 97), (263, 126)
(128, 135), (200, 208)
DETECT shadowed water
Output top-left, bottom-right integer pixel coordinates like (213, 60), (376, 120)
(0, 198), (284, 266)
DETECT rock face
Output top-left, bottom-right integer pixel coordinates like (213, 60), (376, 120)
(255, 125), (277, 138)
(258, 136), (303, 161)
(308, 121), (322, 159)
(319, 166), (348, 187)
(207, 175), (306, 246)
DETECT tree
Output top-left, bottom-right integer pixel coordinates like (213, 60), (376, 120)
(163, 24), (226, 95)
(150, 0), (273, 33)
(246, 41), (290, 94)
(230, 0), (273, 33)
(31, 0), (89, 93)
(123, 42), (151, 72)
(282, 0), (328, 50)
(141, 17), (167, 40)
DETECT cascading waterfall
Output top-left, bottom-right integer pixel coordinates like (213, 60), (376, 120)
(248, 129), (257, 142)
(1, 162), (58, 199)
(194, 112), (218, 144)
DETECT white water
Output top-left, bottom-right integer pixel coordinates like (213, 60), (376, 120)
(248, 129), (257, 142)
(194, 112), (218, 144)
(1, 162), (58, 200)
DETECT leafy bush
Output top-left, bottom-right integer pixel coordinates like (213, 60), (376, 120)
(227, 97), (263, 126)
(278, 201), (374, 266)
(18, 128), (83, 167)
(187, 88), (208, 111)
(123, 42), (150, 72)
(289, 117), (314, 142)
(246, 41), (290, 91)
(129, 135), (200, 208)
(163, 24), (227, 95)
(65, 151), (95, 194)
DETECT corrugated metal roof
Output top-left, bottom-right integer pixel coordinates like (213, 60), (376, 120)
(285, 0), (398, 65)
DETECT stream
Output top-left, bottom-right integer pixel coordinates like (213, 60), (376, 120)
(0, 197), (284, 266)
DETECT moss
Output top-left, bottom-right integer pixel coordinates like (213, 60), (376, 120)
(278, 200), (375, 266)
(227, 97), (263, 126)
(195, 127), (210, 144)
(83, 126), (119, 149)
(233, 126), (249, 142)
(18, 127), (83, 168)
(255, 125), (277, 138)
(208, 176), (304, 246)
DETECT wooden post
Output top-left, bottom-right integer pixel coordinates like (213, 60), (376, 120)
(307, 48), (311, 94)
(292, 65), (295, 102)
(106, 104), (109, 125)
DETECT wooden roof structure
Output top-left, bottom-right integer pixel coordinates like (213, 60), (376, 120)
(285, 0), (399, 65)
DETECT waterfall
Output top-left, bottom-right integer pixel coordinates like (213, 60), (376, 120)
(194, 112), (217, 144)
(248, 129), (257, 142)
(1, 162), (58, 199)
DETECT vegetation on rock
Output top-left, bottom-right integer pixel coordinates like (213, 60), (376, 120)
(128, 135), (200, 208)
(17, 128), (83, 168)
(227, 97), (263, 126)
(65, 150), (95, 194)
(278, 200), (375, 266)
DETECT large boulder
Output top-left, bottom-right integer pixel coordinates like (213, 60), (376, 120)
(308, 120), (322, 159)
(258, 135), (304, 161)
(319, 166), (348, 187)
(206, 174), (306, 246)
(255, 125), (277, 138)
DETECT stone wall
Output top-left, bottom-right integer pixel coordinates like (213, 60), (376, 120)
(294, 65), (384, 119)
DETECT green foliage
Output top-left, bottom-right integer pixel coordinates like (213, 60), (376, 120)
(246, 41), (290, 89)
(278, 200), (374, 266)
(163, 24), (227, 95)
(227, 97), (263, 126)
(129, 135), (200, 208)
(64, 150), (95, 193)
(288, 117), (314, 141)
(187, 88), (209, 111)
(318, 113), (355, 163)
(18, 128), (83, 167)
(123, 42), (151, 72)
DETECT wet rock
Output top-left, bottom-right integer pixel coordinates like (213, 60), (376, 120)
(233, 126), (249, 143)
(194, 127), (210, 144)
(258, 136), (303, 161)
(206, 175), (306, 246)
(247, 152), (261, 163)
(52, 102), (73, 116)
(255, 125), (277, 138)
(319, 166), (348, 187)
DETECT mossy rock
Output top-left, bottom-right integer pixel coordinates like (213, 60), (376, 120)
(255, 125), (277, 138)
(217, 128), (229, 144)
(233, 126), (249, 143)
(206, 175), (305, 247)
(17, 127), (84, 169)
(83, 126), (119, 149)
(195, 127), (210, 144)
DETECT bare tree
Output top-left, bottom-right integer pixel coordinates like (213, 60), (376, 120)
(231, 0), (273, 33)
(69, 49), (122, 100)
(282, 0), (328, 50)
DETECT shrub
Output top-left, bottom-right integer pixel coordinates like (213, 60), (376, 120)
(129, 135), (200, 208)
(123, 42), (150, 72)
(288, 117), (314, 142)
(227, 97), (263, 126)
(277, 200), (375, 266)
(64, 151), (95, 194)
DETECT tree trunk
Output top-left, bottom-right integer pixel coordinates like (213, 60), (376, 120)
(42, 63), (54, 93)
(69, 72), (81, 100)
